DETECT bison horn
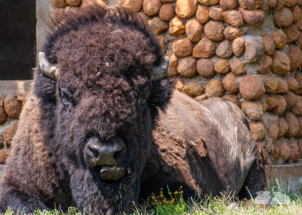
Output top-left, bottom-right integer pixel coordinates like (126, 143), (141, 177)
(39, 52), (59, 80)
(151, 56), (170, 81)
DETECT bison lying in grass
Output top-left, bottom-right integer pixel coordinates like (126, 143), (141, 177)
(0, 5), (266, 214)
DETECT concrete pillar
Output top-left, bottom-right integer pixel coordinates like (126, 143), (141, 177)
(36, 0), (51, 53)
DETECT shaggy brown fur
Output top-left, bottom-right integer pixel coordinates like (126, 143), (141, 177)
(0, 5), (265, 214)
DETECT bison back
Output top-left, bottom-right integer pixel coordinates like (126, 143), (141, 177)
(141, 90), (257, 199)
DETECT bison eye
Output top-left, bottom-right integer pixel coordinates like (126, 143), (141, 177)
(138, 97), (147, 105)
(137, 86), (150, 109)
(60, 88), (73, 105)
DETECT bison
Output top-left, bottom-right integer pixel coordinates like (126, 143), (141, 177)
(0, 5), (266, 214)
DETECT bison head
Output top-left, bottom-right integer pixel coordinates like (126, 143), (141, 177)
(34, 6), (172, 214)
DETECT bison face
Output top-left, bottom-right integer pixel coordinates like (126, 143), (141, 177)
(34, 7), (172, 213)
(48, 63), (170, 213)
(56, 80), (154, 182)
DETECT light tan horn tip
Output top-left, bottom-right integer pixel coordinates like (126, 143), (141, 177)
(39, 52), (59, 80)
(151, 56), (170, 81)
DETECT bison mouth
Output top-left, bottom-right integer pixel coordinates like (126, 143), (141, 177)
(98, 166), (129, 181)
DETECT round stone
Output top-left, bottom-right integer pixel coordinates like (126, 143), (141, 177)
(274, 7), (293, 28)
(283, 24), (299, 43)
(172, 37), (193, 57)
(198, 0), (219, 5)
(278, 117), (289, 139)
(276, 78), (289, 94)
(175, 0), (198, 19)
(257, 56), (272, 74)
(193, 37), (216, 58)
(159, 3), (175, 21)
(293, 96), (302, 116)
(4, 96), (22, 119)
(53, 0), (67, 8)
(287, 74), (299, 92)
(215, 40), (233, 58)
(143, 0), (162, 16)
(215, 58), (230, 74)
(196, 5), (210, 24)
(271, 29), (287, 49)
(261, 35), (275, 56)
(167, 53), (178, 77)
(230, 60), (246, 76)
(197, 59), (215, 78)
(263, 75), (278, 94)
(278, 141), (290, 161)
(289, 44), (302, 71)
(4, 122), (18, 146)
(186, 19), (203, 42)
(169, 17), (186, 36)
(241, 101), (263, 120)
(223, 73), (239, 94)
(224, 26), (245, 40)
(209, 6), (223, 21)
(157, 35), (167, 53)
(205, 80), (225, 97)
(182, 83), (204, 97)
(239, 75), (265, 100)
(204, 21), (225, 42)
(177, 56), (197, 77)
(223, 10), (244, 27)
(232, 37), (245, 56)
(266, 97), (278, 111)
(0, 106), (7, 124)
(285, 91), (297, 110)
(220, 0), (238, 9)
(239, 8), (264, 25)
(149, 17), (168, 35)
(284, 112), (299, 137)
(272, 50), (290, 75)
(250, 121), (266, 141)
(271, 95), (286, 115)
(174, 78), (184, 91)
(66, 0), (81, 6)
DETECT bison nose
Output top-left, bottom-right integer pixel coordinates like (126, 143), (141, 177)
(89, 145), (124, 166)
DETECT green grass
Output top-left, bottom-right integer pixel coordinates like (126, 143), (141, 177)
(3, 185), (302, 215)
(4, 193), (302, 215)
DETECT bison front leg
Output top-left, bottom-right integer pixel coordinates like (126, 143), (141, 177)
(0, 187), (49, 214)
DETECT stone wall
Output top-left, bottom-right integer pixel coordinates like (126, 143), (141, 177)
(114, 0), (302, 166)
(0, 81), (32, 164)
(1, 0), (302, 166)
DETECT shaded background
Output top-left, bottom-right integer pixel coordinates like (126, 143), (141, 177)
(0, 0), (36, 80)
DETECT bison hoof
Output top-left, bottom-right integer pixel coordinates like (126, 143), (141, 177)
(100, 166), (125, 181)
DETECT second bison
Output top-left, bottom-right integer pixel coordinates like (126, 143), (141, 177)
(0, 5), (265, 214)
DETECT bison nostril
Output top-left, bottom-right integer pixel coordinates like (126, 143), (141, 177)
(90, 148), (99, 158)
(113, 147), (124, 160)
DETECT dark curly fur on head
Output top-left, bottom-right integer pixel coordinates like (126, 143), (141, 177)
(0, 5), (172, 214)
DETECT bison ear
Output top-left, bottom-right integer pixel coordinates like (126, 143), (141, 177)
(149, 77), (173, 111)
(149, 56), (172, 112)
(33, 53), (58, 103)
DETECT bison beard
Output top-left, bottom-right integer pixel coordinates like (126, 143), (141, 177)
(69, 166), (139, 213)
(0, 4), (266, 214)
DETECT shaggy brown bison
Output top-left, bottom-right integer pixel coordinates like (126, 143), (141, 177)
(0, 5), (266, 214)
